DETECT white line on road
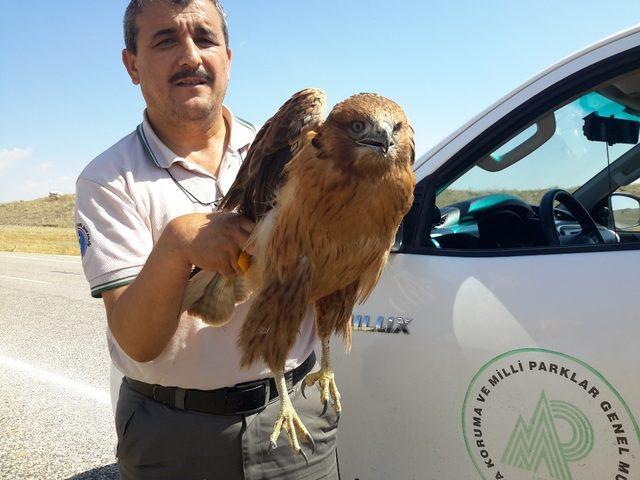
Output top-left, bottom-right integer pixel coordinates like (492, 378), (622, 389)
(0, 253), (80, 264)
(0, 274), (50, 284)
(0, 353), (110, 405)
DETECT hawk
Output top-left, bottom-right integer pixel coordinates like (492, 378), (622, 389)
(183, 88), (415, 459)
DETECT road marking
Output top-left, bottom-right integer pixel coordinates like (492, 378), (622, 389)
(0, 253), (80, 265)
(0, 353), (110, 405)
(0, 274), (49, 284)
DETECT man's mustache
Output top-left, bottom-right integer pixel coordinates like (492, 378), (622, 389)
(169, 68), (213, 84)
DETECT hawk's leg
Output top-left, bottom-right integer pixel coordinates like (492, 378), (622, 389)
(303, 338), (341, 418)
(269, 369), (315, 464)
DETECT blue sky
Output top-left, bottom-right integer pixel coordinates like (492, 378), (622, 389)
(0, 1), (638, 202)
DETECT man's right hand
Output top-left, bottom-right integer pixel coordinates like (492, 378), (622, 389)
(165, 212), (255, 277)
(102, 212), (255, 363)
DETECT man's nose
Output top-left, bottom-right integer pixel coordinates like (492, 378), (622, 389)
(178, 38), (201, 68)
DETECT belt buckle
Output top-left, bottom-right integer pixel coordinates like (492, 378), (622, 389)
(228, 378), (271, 415)
(152, 385), (165, 403)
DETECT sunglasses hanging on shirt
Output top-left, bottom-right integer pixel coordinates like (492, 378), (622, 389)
(163, 167), (222, 207)
(137, 124), (221, 208)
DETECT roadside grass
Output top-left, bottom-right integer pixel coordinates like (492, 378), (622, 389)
(0, 225), (79, 256)
(2, 185), (640, 256)
(0, 194), (75, 228)
(0, 195), (78, 256)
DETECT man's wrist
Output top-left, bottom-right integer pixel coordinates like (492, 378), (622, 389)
(159, 218), (195, 274)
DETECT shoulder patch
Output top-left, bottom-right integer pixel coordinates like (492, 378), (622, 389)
(76, 223), (92, 257)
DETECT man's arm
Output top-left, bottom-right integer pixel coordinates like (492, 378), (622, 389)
(103, 211), (253, 363)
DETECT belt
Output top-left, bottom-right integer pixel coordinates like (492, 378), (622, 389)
(124, 351), (316, 416)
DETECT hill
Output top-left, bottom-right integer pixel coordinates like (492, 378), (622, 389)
(1, 185), (640, 256)
(0, 194), (75, 228)
(0, 194), (77, 255)
(437, 184), (640, 207)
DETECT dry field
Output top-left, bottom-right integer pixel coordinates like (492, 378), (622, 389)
(0, 225), (79, 256)
(0, 195), (78, 256)
(2, 186), (640, 256)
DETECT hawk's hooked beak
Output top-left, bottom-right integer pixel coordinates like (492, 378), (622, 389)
(357, 124), (395, 155)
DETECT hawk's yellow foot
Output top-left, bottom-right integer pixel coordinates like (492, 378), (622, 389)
(302, 368), (341, 418)
(268, 370), (315, 465)
(302, 339), (341, 418)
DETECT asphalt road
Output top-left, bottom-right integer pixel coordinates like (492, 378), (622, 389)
(0, 252), (118, 480)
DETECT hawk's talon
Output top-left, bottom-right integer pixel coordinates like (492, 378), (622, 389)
(268, 440), (278, 454)
(301, 381), (307, 399)
(307, 433), (316, 454)
(300, 448), (310, 468)
(270, 400), (314, 457)
(304, 367), (342, 417)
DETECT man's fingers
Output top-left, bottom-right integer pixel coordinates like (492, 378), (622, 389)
(238, 217), (255, 234)
(232, 227), (251, 248)
(243, 241), (256, 256)
(230, 258), (243, 276)
(187, 212), (255, 276)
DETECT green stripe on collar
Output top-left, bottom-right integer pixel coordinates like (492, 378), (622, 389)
(235, 116), (256, 133)
(137, 124), (161, 168)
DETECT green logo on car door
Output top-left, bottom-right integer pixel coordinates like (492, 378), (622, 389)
(502, 391), (593, 480)
(462, 348), (640, 480)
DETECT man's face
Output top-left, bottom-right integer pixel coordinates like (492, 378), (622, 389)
(123, 0), (232, 124)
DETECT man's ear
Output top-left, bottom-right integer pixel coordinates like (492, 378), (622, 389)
(226, 48), (233, 81)
(122, 49), (141, 85)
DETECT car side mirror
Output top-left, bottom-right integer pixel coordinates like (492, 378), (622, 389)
(611, 193), (640, 230)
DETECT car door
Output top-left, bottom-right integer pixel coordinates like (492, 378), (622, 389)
(332, 30), (640, 480)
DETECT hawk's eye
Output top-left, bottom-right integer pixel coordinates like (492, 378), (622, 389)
(351, 121), (365, 134)
(393, 122), (403, 133)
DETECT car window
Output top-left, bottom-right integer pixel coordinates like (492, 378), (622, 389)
(430, 69), (640, 251)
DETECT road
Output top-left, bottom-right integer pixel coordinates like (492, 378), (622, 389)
(0, 252), (118, 479)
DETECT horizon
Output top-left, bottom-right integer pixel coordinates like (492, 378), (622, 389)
(1, 1), (639, 202)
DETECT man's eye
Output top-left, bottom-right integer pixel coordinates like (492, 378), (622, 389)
(197, 38), (216, 46)
(156, 38), (175, 47)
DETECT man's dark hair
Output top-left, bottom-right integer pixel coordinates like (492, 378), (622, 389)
(124, 0), (229, 54)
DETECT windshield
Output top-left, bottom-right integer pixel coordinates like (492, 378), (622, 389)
(438, 87), (640, 208)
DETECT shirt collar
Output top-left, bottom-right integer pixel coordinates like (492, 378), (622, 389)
(140, 105), (251, 172)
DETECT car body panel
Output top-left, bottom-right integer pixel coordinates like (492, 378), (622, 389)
(334, 24), (640, 480)
(334, 250), (640, 479)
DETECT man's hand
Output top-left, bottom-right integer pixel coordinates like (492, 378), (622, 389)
(165, 212), (255, 276)
(103, 211), (255, 363)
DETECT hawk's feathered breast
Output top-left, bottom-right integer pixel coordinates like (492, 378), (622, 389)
(180, 88), (416, 455)
(216, 89), (416, 367)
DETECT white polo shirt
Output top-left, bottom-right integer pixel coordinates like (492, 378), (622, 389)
(75, 107), (316, 390)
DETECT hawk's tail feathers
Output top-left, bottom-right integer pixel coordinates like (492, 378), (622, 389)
(187, 275), (236, 327)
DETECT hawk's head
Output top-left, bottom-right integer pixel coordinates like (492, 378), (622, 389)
(316, 93), (415, 177)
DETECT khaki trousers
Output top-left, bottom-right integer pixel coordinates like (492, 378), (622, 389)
(115, 376), (340, 480)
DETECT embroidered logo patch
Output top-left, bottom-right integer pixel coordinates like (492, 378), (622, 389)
(76, 223), (91, 257)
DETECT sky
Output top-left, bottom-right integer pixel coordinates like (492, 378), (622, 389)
(1, 1), (639, 202)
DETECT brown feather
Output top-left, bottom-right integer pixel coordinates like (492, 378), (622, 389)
(219, 88), (327, 221)
(238, 256), (313, 370)
(233, 91), (416, 370)
(183, 89), (416, 371)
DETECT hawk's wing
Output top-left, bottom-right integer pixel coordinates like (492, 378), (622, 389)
(219, 88), (327, 221)
(182, 89), (326, 321)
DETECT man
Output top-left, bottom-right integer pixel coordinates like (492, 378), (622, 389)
(75, 1), (339, 478)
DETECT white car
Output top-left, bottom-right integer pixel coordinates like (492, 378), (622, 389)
(333, 25), (640, 480)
